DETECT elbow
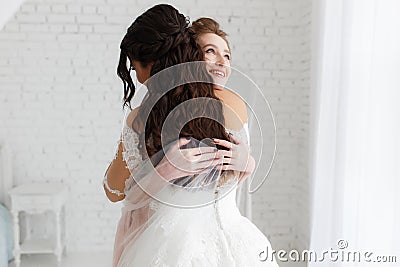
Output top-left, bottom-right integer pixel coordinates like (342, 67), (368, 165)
(104, 185), (125, 202)
(108, 197), (124, 203)
(106, 193), (125, 203)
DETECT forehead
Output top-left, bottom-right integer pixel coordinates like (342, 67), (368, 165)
(197, 33), (229, 52)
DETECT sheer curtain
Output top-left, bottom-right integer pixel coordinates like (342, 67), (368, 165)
(309, 0), (400, 266)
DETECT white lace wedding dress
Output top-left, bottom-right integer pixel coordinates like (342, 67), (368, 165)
(113, 121), (279, 267)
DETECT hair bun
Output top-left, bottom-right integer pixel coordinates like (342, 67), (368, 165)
(156, 25), (190, 57)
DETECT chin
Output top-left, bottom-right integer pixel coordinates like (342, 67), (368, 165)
(212, 78), (228, 90)
(214, 84), (225, 90)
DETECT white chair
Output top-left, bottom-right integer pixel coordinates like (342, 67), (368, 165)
(1, 140), (68, 267)
(0, 141), (12, 209)
(0, 142), (14, 267)
(8, 183), (67, 267)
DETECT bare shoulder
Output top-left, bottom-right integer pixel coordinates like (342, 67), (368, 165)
(215, 89), (248, 130)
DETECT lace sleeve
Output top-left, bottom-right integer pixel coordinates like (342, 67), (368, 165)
(121, 125), (143, 191)
(103, 108), (144, 196)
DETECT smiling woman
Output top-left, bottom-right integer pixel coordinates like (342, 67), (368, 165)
(191, 18), (232, 90)
(200, 33), (232, 89)
(190, 18), (248, 133)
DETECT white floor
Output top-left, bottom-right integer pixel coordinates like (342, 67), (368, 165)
(8, 251), (113, 267)
(7, 252), (305, 267)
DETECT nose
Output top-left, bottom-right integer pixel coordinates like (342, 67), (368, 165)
(215, 53), (227, 66)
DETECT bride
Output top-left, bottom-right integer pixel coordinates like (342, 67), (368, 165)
(103, 4), (279, 267)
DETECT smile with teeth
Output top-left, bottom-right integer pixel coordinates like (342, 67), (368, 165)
(210, 69), (225, 78)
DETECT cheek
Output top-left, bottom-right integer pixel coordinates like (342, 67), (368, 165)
(204, 54), (215, 63)
(136, 71), (145, 84)
(136, 69), (151, 84)
(225, 69), (231, 79)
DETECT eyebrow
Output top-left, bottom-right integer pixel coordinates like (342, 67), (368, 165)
(202, 44), (230, 54)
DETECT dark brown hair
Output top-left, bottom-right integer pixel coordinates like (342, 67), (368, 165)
(117, 4), (232, 182)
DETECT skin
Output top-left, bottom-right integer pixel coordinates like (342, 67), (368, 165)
(131, 60), (153, 84)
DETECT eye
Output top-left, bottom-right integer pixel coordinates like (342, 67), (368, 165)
(224, 54), (231, 60)
(205, 48), (215, 54)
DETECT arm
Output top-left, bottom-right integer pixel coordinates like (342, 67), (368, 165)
(103, 108), (140, 202)
(103, 138), (130, 202)
(105, 136), (222, 203)
(104, 107), (221, 202)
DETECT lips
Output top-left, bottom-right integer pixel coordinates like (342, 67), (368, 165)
(209, 69), (226, 78)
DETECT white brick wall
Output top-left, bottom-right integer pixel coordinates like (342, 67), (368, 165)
(0, 0), (311, 256)
(295, 0), (312, 255)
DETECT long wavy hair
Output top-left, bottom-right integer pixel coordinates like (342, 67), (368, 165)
(117, 4), (235, 182)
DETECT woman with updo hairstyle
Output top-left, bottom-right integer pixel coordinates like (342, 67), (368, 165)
(117, 5), (232, 164)
(103, 5), (279, 267)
